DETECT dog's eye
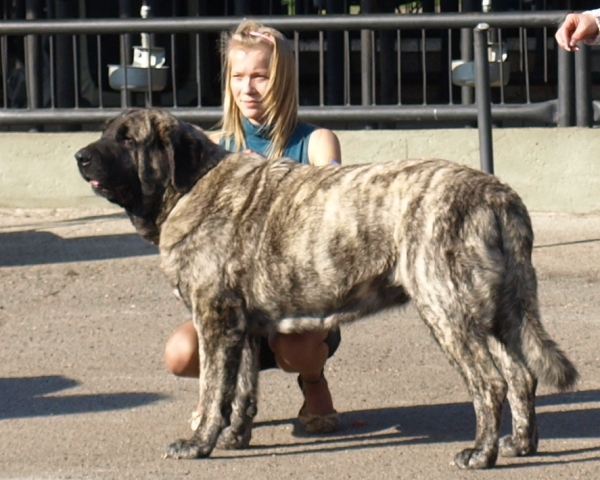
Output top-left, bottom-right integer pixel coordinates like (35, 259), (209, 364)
(120, 135), (135, 146)
(116, 126), (135, 146)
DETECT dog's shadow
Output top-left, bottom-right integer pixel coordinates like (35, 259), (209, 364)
(252, 389), (600, 459)
(0, 212), (157, 267)
(0, 375), (167, 419)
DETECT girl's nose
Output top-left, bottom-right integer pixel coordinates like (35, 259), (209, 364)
(241, 77), (254, 93)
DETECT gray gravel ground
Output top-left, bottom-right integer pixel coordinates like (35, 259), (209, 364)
(1, 208), (599, 479)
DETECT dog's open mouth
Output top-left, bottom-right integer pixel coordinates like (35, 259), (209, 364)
(89, 179), (104, 191)
(87, 179), (113, 197)
(87, 178), (134, 205)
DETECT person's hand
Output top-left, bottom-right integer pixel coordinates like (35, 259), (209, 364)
(555, 12), (599, 51)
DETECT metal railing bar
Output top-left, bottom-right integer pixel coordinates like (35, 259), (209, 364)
(119, 33), (129, 108)
(371, 30), (375, 105)
(592, 100), (600, 122)
(146, 44), (153, 107)
(1, 35), (6, 109)
(299, 102), (558, 122)
(447, 28), (453, 105)
(421, 29), (426, 105)
(518, 26), (524, 72)
(361, 28), (369, 106)
(49, 35), (55, 108)
(474, 23), (494, 174)
(460, 25), (473, 106)
(195, 33), (202, 108)
(0, 12), (568, 35)
(171, 33), (178, 107)
(318, 30), (324, 107)
(73, 35), (79, 109)
(0, 102), (557, 125)
(498, 28), (505, 105)
(543, 26), (548, 83)
(360, 28), (371, 106)
(557, 47), (574, 127)
(293, 30), (299, 106)
(96, 34), (103, 108)
(344, 29), (350, 106)
(575, 45), (592, 127)
(397, 29), (402, 106)
(523, 27), (531, 104)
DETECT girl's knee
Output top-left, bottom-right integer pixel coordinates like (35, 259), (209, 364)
(164, 324), (198, 377)
(269, 331), (329, 372)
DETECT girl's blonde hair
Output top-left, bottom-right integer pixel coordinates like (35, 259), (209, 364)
(218, 19), (298, 159)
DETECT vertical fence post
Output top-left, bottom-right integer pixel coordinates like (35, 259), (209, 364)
(460, 0), (475, 106)
(119, 0), (133, 109)
(360, 0), (373, 109)
(474, 23), (494, 174)
(360, 0), (374, 129)
(575, 44), (592, 127)
(25, 0), (44, 131)
(325, 0), (344, 106)
(557, 47), (575, 127)
(54, 0), (78, 130)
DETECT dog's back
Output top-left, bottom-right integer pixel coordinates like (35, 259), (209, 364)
(167, 154), (577, 392)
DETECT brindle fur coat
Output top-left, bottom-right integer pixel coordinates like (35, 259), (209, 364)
(75, 108), (578, 469)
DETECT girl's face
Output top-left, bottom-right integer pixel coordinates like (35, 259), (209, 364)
(228, 46), (271, 125)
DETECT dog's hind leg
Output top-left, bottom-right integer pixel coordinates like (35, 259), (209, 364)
(416, 304), (507, 470)
(487, 336), (539, 458)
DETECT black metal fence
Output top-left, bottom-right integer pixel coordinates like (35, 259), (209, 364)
(0, 11), (594, 130)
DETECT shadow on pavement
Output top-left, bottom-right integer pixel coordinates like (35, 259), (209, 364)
(0, 375), (167, 419)
(238, 389), (600, 467)
(535, 238), (600, 249)
(0, 230), (157, 267)
(254, 389), (600, 446)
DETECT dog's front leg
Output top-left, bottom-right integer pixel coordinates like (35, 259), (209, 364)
(164, 295), (249, 459)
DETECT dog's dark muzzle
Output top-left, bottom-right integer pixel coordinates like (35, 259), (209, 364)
(74, 148), (90, 165)
(74, 146), (100, 183)
(75, 148), (93, 168)
(74, 143), (140, 208)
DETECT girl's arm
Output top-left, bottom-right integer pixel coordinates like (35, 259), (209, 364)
(307, 128), (342, 166)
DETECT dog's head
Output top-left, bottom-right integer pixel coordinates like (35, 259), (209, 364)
(75, 108), (226, 243)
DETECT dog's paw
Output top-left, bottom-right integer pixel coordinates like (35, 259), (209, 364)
(452, 448), (497, 469)
(163, 438), (211, 459)
(499, 434), (537, 457)
(216, 425), (252, 450)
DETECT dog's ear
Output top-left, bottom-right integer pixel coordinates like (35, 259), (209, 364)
(101, 108), (139, 132)
(100, 117), (115, 132)
(164, 120), (205, 193)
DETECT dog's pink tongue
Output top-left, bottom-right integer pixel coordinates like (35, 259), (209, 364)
(90, 180), (100, 187)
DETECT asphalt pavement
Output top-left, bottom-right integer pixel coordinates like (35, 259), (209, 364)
(1, 207), (599, 479)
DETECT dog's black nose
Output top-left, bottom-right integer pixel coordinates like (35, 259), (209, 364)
(75, 149), (91, 166)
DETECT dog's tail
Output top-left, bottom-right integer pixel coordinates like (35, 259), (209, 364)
(520, 303), (579, 391)
(496, 195), (578, 391)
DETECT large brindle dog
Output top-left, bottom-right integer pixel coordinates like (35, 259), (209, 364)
(75, 108), (577, 469)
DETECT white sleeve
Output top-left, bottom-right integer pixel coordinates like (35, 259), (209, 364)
(583, 9), (600, 45)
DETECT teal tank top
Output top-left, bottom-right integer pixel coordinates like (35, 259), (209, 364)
(221, 117), (316, 165)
